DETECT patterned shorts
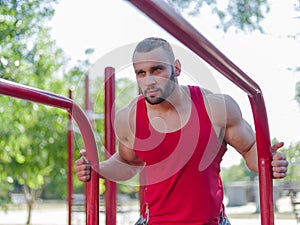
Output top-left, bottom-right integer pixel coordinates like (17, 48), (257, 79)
(134, 212), (232, 225)
(218, 214), (231, 225)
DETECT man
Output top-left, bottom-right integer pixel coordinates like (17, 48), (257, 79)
(75, 37), (288, 225)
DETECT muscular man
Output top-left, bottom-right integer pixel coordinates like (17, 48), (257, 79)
(75, 37), (288, 225)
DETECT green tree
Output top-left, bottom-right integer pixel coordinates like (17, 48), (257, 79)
(0, 0), (72, 224)
(171, 1), (300, 109)
(277, 141), (300, 185)
(221, 158), (257, 185)
(0, 99), (68, 224)
(296, 80), (300, 107)
(170, 0), (271, 32)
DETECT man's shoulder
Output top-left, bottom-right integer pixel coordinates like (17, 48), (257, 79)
(115, 96), (139, 131)
(200, 88), (233, 104)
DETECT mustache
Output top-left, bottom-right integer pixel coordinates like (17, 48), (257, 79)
(144, 87), (161, 94)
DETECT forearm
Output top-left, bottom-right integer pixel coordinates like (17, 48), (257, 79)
(242, 142), (259, 173)
(99, 152), (144, 181)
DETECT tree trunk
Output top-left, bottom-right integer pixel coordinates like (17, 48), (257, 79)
(26, 201), (33, 225)
(23, 184), (36, 225)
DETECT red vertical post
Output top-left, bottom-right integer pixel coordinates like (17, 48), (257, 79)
(138, 85), (145, 214)
(249, 94), (274, 225)
(104, 67), (117, 225)
(84, 74), (89, 225)
(84, 73), (100, 225)
(67, 90), (74, 225)
(85, 73), (91, 112)
(72, 103), (99, 225)
(85, 74), (95, 129)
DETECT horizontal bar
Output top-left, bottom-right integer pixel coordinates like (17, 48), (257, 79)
(0, 78), (73, 110)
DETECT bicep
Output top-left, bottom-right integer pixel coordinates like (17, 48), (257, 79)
(114, 104), (144, 166)
(118, 140), (144, 166)
(222, 95), (256, 155)
(224, 119), (256, 155)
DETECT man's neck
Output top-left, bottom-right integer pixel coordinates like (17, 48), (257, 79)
(145, 85), (191, 133)
(145, 85), (188, 113)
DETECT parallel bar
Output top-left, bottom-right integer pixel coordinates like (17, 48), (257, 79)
(0, 78), (73, 110)
(84, 74), (90, 225)
(67, 90), (73, 225)
(104, 67), (117, 225)
(249, 94), (274, 225)
(0, 78), (99, 225)
(128, 1), (273, 224)
(72, 103), (99, 225)
(85, 74), (91, 111)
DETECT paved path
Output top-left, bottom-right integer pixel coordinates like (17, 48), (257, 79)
(0, 197), (297, 225)
(0, 208), (297, 225)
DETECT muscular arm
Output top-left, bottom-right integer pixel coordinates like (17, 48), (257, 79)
(206, 94), (258, 172)
(99, 151), (144, 181)
(222, 97), (258, 172)
(208, 94), (287, 177)
(75, 100), (145, 182)
(100, 102), (145, 181)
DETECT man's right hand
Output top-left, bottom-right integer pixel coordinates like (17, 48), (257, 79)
(75, 150), (91, 182)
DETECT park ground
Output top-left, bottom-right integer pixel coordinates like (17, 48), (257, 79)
(0, 195), (298, 225)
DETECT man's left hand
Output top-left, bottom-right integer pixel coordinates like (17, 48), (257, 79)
(271, 142), (288, 179)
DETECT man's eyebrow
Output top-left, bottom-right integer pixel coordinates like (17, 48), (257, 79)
(134, 69), (144, 73)
(153, 64), (166, 68)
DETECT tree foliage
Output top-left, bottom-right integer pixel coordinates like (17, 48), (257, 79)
(170, 0), (270, 32)
(278, 141), (300, 185)
(221, 158), (257, 185)
(296, 80), (300, 108)
(0, 0), (70, 224)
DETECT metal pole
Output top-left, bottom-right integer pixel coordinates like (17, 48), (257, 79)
(104, 67), (117, 225)
(249, 93), (273, 225)
(128, 1), (274, 224)
(85, 74), (90, 111)
(72, 103), (99, 225)
(67, 90), (74, 225)
(84, 74), (89, 225)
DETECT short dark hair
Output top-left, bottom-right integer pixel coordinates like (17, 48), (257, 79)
(133, 37), (175, 63)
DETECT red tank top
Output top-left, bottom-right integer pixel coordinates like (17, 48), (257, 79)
(134, 86), (227, 224)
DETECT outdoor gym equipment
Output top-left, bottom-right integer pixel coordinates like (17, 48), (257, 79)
(0, 1), (277, 225)
(128, 1), (274, 225)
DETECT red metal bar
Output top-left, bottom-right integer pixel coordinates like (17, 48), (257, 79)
(0, 79), (73, 110)
(249, 93), (274, 224)
(104, 67), (117, 225)
(67, 90), (73, 225)
(128, 1), (273, 224)
(0, 78), (99, 225)
(85, 74), (91, 111)
(72, 103), (99, 225)
(84, 74), (89, 225)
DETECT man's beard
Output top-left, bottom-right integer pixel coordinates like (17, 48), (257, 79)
(144, 70), (176, 105)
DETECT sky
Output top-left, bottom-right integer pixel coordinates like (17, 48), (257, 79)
(48, 0), (300, 167)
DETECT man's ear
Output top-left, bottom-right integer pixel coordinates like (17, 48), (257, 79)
(174, 59), (181, 77)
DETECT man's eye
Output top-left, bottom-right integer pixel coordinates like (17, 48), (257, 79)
(153, 67), (162, 73)
(137, 71), (145, 76)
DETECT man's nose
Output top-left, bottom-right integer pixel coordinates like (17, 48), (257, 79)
(145, 74), (156, 86)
